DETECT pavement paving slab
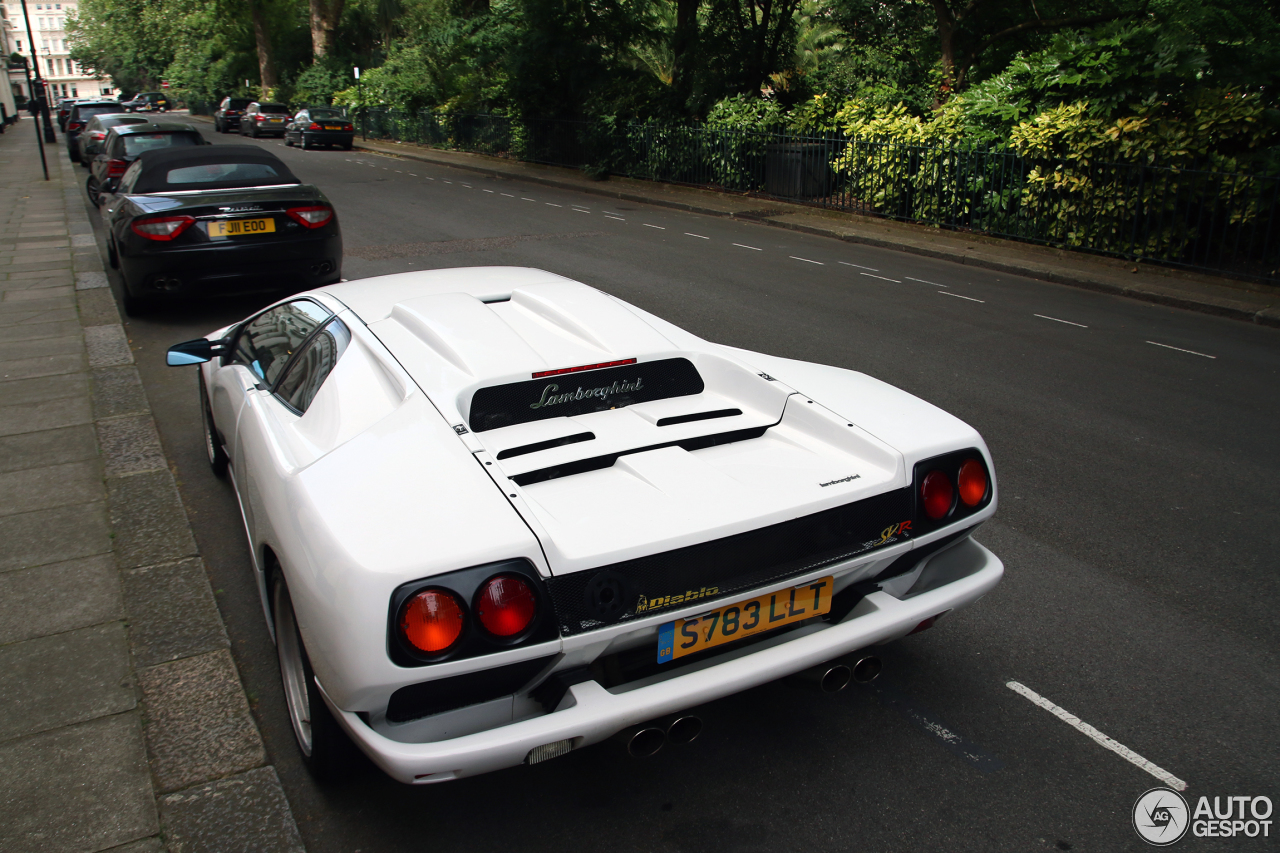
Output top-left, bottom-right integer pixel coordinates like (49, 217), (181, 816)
(0, 423), (99, 473)
(0, 553), (122, 645)
(122, 558), (230, 668)
(107, 471), (200, 569)
(159, 767), (304, 853)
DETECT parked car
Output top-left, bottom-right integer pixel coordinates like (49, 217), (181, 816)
(214, 97), (254, 133)
(284, 107), (354, 150)
(100, 144), (342, 314)
(163, 266), (1003, 784)
(76, 113), (150, 167)
(65, 101), (122, 162)
(239, 102), (290, 138)
(87, 121), (206, 204)
(123, 92), (171, 112)
(56, 97), (80, 131)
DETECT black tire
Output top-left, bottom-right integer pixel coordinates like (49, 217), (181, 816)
(198, 372), (229, 478)
(106, 236), (118, 269)
(214, 119), (222, 133)
(271, 571), (360, 783)
(86, 175), (102, 207)
(284, 134), (293, 147)
(343, 142), (353, 151)
(301, 135), (311, 151)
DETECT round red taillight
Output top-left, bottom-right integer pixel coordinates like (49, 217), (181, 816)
(475, 576), (537, 638)
(399, 589), (464, 653)
(958, 458), (987, 507)
(921, 470), (954, 520)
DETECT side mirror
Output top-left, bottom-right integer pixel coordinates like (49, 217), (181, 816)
(167, 338), (217, 365)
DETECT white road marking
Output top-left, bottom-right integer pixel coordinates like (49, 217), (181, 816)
(685, 232), (709, 239)
(1035, 314), (1089, 328)
(905, 276), (945, 286)
(574, 208), (590, 213)
(395, 170), (402, 173)
(425, 176), (435, 181)
(790, 256), (823, 265)
(839, 261), (879, 271)
(939, 291), (984, 302)
(408, 173), (417, 177)
(644, 224), (665, 230)
(483, 189), (493, 193)
(1006, 682), (1187, 791)
(500, 192), (514, 197)
(522, 197), (535, 201)
(733, 243), (761, 250)
(860, 273), (902, 283)
(1147, 341), (1216, 359)
(606, 215), (625, 221)
(461, 185), (472, 189)
(545, 203), (562, 207)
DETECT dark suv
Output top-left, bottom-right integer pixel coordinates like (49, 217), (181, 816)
(86, 121), (205, 204)
(65, 101), (124, 163)
(214, 97), (253, 133)
(239, 102), (290, 138)
(123, 92), (172, 112)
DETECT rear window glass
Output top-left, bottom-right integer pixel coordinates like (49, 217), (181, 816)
(123, 133), (201, 156)
(164, 162), (283, 187)
(75, 105), (122, 119)
(259, 104), (289, 114)
(226, 99), (252, 109)
(310, 109), (343, 120)
(468, 358), (705, 432)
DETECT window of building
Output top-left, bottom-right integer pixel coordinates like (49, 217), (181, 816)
(70, 85), (77, 97)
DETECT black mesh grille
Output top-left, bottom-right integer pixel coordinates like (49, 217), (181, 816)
(546, 487), (914, 635)
(468, 358), (704, 432)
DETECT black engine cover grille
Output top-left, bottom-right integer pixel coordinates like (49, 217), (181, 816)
(546, 487), (914, 635)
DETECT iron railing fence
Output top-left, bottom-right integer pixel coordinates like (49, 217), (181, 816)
(348, 108), (1280, 284)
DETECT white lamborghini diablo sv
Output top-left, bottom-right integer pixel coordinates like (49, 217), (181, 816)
(167, 266), (1004, 784)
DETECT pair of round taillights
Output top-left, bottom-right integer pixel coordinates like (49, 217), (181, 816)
(920, 458), (988, 520)
(399, 575), (538, 655)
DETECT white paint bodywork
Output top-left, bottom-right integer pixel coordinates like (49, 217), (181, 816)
(197, 266), (1004, 784)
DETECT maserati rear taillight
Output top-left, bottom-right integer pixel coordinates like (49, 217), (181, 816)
(286, 206), (333, 228)
(89, 131), (106, 141)
(67, 121), (83, 132)
(131, 215), (195, 241)
(106, 158), (128, 177)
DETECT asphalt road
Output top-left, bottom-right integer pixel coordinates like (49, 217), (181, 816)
(83, 119), (1280, 852)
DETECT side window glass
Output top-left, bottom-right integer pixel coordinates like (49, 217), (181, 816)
(117, 160), (142, 192)
(231, 300), (331, 385)
(274, 319), (351, 414)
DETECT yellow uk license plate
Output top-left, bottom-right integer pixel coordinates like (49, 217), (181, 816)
(209, 218), (275, 238)
(657, 576), (833, 664)
(324, 125), (343, 130)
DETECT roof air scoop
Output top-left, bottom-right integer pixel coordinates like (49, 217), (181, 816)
(510, 288), (612, 352)
(390, 303), (474, 376)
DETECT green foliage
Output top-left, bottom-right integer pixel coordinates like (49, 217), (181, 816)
(705, 93), (786, 131)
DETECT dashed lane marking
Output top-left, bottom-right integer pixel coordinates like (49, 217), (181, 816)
(1035, 314), (1089, 328)
(1147, 341), (1216, 359)
(1007, 681), (1187, 791)
(573, 208), (591, 213)
(733, 243), (761, 250)
(839, 261), (879, 271)
(644, 224), (665, 230)
(606, 215), (625, 221)
(546, 203), (562, 207)
(860, 273), (902, 283)
(939, 291), (984, 303)
(905, 276), (945, 286)
(483, 189), (493, 193)
(522, 197), (535, 201)
(500, 192), (514, 197)
(685, 233), (709, 239)
(791, 256), (823, 265)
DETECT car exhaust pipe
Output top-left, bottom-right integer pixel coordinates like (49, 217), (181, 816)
(790, 662), (853, 694)
(618, 725), (665, 758)
(665, 715), (702, 745)
(851, 655), (882, 684)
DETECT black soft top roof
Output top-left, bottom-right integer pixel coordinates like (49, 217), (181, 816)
(132, 145), (301, 193)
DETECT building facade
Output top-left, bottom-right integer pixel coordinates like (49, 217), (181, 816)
(4, 1), (113, 106)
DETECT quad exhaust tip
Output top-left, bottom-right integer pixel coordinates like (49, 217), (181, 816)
(852, 655), (882, 684)
(665, 715), (702, 745)
(790, 654), (882, 693)
(621, 714), (704, 757)
(625, 726), (666, 758)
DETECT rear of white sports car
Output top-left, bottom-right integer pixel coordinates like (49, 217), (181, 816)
(254, 268), (1003, 784)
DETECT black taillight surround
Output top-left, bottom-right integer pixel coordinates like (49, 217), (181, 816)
(388, 558), (559, 667)
(911, 448), (993, 533)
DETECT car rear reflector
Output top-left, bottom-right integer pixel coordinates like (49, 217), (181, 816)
(286, 206), (333, 228)
(400, 589), (465, 654)
(131, 215), (195, 241)
(68, 122), (83, 131)
(475, 576), (537, 637)
(957, 458), (988, 507)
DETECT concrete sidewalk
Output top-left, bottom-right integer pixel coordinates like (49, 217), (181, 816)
(0, 122), (304, 852)
(317, 128), (1277, 326)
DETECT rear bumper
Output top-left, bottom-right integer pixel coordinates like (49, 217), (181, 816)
(120, 233), (342, 296)
(328, 536), (1004, 784)
(302, 131), (354, 146)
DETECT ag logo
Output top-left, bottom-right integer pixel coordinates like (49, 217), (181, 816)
(1134, 787), (1190, 846)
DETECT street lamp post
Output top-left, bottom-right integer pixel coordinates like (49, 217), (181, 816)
(16, 0), (51, 178)
(354, 67), (364, 141)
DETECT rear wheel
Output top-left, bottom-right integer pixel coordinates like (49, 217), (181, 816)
(198, 373), (228, 478)
(284, 134), (293, 147)
(272, 571), (360, 782)
(301, 135), (311, 150)
(86, 175), (102, 207)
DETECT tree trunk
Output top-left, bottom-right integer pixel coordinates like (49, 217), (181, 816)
(310, 0), (347, 59)
(249, 0), (279, 92)
(671, 0), (699, 99)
